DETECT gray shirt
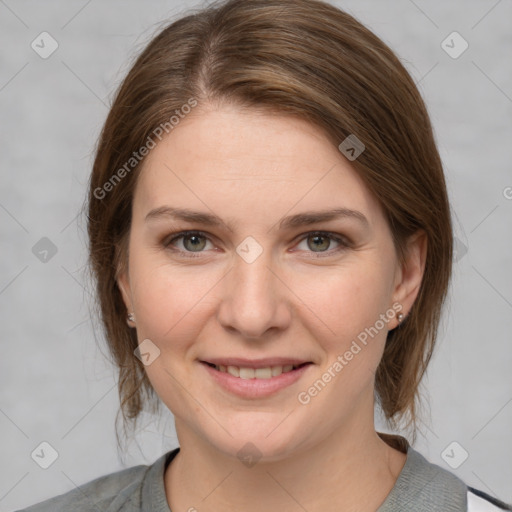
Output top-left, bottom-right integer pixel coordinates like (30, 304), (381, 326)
(14, 441), (511, 511)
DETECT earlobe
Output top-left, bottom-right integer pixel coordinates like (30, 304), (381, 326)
(392, 229), (428, 324)
(117, 271), (137, 328)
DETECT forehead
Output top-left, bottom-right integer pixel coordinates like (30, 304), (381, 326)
(133, 107), (383, 227)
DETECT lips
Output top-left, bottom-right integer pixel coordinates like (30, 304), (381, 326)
(200, 358), (313, 398)
(200, 357), (311, 369)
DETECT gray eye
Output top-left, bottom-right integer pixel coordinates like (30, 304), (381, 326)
(307, 234), (331, 252)
(182, 234), (207, 252)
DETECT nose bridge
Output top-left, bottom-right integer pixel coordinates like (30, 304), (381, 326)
(217, 239), (289, 337)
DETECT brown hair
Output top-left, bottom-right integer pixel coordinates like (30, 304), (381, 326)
(86, 0), (453, 445)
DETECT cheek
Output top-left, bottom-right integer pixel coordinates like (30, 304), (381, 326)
(129, 251), (220, 350)
(293, 259), (392, 345)
(295, 264), (393, 398)
(298, 266), (391, 400)
(129, 260), (214, 401)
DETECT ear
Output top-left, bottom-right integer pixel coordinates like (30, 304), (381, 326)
(391, 229), (427, 324)
(117, 265), (133, 314)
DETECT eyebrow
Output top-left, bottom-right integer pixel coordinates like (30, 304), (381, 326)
(144, 206), (369, 231)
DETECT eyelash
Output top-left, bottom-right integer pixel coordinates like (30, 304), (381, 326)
(163, 230), (350, 259)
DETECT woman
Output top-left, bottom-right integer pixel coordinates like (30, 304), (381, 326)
(18, 0), (511, 510)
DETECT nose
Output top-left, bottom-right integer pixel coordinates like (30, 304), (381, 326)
(216, 248), (291, 339)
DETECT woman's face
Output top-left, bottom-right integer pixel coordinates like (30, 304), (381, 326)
(118, 105), (424, 461)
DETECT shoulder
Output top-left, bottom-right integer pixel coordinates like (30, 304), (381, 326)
(468, 487), (512, 511)
(377, 435), (512, 512)
(406, 449), (512, 511)
(14, 461), (151, 512)
(405, 448), (512, 511)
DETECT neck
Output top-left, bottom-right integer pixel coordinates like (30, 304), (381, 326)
(164, 417), (407, 512)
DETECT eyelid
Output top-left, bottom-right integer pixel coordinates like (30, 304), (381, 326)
(163, 229), (350, 257)
(291, 231), (350, 257)
(164, 230), (215, 257)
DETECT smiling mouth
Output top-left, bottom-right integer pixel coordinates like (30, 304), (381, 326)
(201, 361), (311, 379)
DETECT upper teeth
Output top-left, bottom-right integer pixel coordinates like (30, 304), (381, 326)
(214, 364), (298, 379)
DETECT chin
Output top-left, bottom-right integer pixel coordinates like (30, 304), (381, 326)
(202, 420), (313, 465)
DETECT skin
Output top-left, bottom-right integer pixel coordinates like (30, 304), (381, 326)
(118, 104), (427, 512)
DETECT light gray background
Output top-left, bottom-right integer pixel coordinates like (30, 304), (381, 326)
(1, 0), (511, 510)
